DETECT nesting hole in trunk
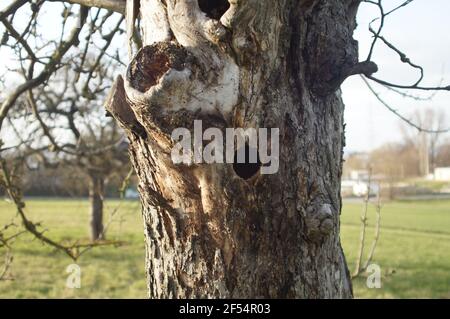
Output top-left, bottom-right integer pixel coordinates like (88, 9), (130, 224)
(198, 0), (230, 20)
(233, 144), (261, 180)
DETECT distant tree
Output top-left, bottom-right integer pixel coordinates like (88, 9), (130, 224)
(5, 61), (129, 240)
(370, 143), (420, 180)
(401, 108), (447, 176)
(436, 139), (450, 168)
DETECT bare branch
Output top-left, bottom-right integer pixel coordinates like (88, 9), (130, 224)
(352, 168), (372, 278)
(0, 0), (29, 20)
(362, 0), (450, 91)
(361, 75), (450, 134)
(0, 157), (124, 261)
(0, 6), (89, 131)
(352, 169), (382, 279)
(47, 0), (125, 14)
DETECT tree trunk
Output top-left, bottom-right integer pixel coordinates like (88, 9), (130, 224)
(88, 173), (105, 241)
(106, 0), (374, 298)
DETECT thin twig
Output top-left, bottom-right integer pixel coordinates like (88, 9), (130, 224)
(353, 169), (372, 278)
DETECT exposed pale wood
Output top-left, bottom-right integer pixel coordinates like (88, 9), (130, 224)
(126, 0), (137, 59)
(107, 0), (371, 298)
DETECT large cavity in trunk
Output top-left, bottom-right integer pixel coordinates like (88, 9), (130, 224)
(198, 0), (230, 20)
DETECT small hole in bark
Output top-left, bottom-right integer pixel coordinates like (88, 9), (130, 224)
(233, 144), (261, 180)
(198, 0), (230, 20)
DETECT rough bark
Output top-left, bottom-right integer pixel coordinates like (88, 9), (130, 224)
(88, 173), (105, 241)
(106, 0), (374, 298)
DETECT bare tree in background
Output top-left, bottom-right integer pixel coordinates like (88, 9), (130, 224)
(3, 36), (131, 239)
(436, 138), (450, 168)
(0, 2), (127, 257)
(1, 0), (449, 298)
(400, 108), (447, 176)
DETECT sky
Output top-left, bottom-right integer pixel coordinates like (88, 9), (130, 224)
(342, 0), (450, 152)
(1, 0), (449, 153)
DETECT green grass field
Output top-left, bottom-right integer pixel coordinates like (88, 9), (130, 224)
(342, 199), (450, 298)
(0, 198), (449, 298)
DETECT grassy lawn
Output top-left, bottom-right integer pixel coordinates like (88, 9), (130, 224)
(0, 199), (147, 298)
(342, 199), (450, 298)
(0, 198), (449, 298)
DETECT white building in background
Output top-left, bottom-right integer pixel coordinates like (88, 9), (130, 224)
(434, 167), (450, 181)
(341, 180), (380, 197)
(341, 169), (381, 197)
